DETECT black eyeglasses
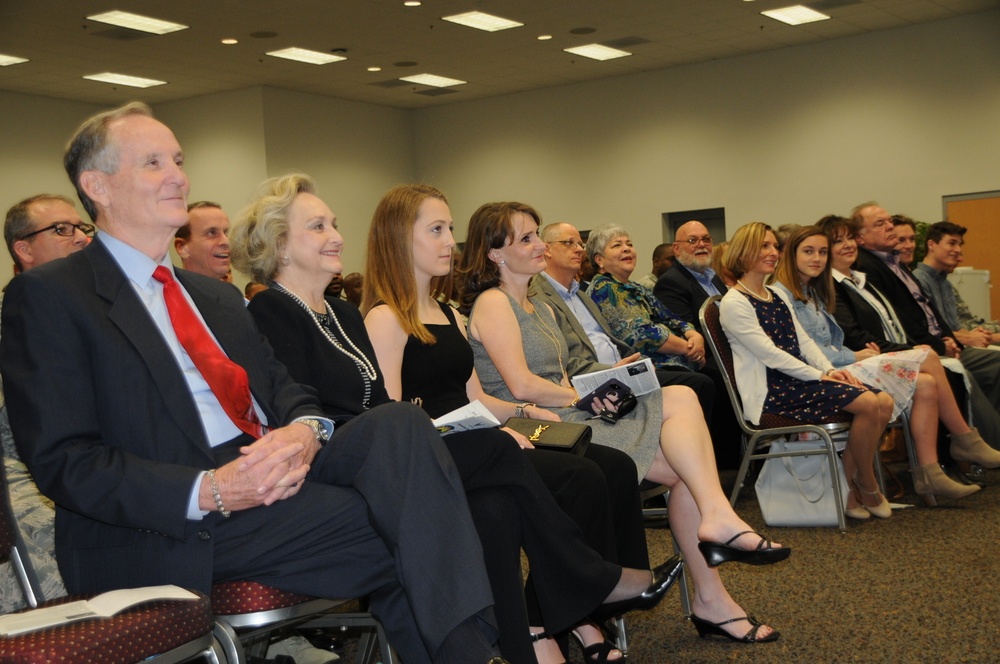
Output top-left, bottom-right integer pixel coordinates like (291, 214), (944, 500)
(680, 235), (713, 246)
(551, 239), (585, 249)
(21, 222), (95, 240)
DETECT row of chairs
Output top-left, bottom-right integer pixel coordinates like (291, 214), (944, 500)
(0, 465), (397, 664)
(699, 296), (918, 532)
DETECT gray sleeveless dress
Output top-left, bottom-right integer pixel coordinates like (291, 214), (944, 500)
(470, 290), (662, 480)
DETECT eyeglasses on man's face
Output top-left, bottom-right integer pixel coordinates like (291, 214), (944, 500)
(550, 239), (585, 250)
(680, 235), (713, 246)
(21, 222), (96, 240)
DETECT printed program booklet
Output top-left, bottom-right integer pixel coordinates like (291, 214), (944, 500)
(570, 357), (659, 397)
(432, 399), (501, 435)
(0, 585), (198, 636)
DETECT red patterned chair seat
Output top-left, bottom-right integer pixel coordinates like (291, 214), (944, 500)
(210, 580), (313, 615)
(0, 592), (214, 664)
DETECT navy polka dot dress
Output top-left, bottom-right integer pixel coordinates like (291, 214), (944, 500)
(744, 292), (868, 422)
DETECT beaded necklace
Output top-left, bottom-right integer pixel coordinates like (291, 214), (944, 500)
(272, 282), (378, 408)
(736, 279), (773, 303)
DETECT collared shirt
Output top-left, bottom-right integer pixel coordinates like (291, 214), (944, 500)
(100, 232), (264, 520)
(870, 248), (941, 336)
(634, 273), (657, 290)
(912, 263), (960, 332)
(832, 268), (907, 344)
(679, 263), (722, 297)
(541, 272), (621, 364)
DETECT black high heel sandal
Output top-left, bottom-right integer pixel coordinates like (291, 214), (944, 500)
(690, 614), (780, 643)
(570, 627), (627, 663)
(589, 555), (683, 624)
(697, 531), (790, 568)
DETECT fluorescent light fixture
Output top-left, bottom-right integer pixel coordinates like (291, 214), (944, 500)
(266, 47), (346, 65)
(443, 11), (523, 32)
(563, 44), (632, 61)
(0, 53), (29, 66)
(404, 1), (422, 5)
(86, 10), (187, 35)
(83, 72), (166, 88)
(761, 5), (830, 25)
(400, 73), (466, 87)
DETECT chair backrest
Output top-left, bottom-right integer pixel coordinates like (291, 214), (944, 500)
(699, 296), (754, 433)
(0, 458), (43, 609)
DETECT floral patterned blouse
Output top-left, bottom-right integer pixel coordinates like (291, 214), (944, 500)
(588, 272), (698, 371)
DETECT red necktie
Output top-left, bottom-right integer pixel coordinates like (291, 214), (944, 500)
(153, 266), (263, 439)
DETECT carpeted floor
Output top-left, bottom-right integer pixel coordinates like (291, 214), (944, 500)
(293, 463), (1000, 663)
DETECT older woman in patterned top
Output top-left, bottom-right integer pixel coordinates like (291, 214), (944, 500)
(585, 224), (717, 418)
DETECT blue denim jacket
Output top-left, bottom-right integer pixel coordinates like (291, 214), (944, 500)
(773, 282), (856, 367)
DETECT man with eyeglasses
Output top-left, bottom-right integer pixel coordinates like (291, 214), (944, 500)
(634, 243), (674, 290)
(4, 194), (93, 273)
(0, 194), (88, 613)
(653, 221), (727, 334)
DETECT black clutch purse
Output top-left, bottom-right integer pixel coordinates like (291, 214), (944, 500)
(502, 418), (592, 456)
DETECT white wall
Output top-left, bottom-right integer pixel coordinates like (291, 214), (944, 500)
(412, 10), (1000, 264)
(260, 87), (415, 275)
(0, 92), (105, 284)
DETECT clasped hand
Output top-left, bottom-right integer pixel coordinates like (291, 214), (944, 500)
(201, 423), (320, 512)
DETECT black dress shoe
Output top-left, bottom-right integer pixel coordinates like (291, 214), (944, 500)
(590, 554), (683, 624)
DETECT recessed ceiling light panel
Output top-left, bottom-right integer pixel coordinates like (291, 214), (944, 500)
(400, 73), (466, 87)
(761, 5), (831, 25)
(0, 53), (29, 66)
(266, 47), (346, 65)
(83, 72), (167, 88)
(86, 10), (188, 35)
(443, 11), (523, 32)
(564, 44), (632, 61)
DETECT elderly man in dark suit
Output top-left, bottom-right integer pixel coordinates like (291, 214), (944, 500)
(0, 102), (508, 664)
(652, 221), (740, 469)
(853, 201), (1000, 452)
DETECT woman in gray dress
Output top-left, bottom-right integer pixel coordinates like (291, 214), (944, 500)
(459, 201), (789, 645)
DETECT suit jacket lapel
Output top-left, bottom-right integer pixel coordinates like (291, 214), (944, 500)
(534, 275), (601, 358)
(90, 243), (212, 454)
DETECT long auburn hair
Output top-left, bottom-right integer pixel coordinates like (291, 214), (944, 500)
(364, 184), (450, 344)
(773, 225), (835, 310)
(456, 201), (542, 316)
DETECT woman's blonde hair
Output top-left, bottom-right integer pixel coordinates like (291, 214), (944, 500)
(230, 173), (316, 284)
(457, 201), (542, 315)
(773, 225), (835, 310)
(364, 184), (450, 344)
(723, 222), (774, 279)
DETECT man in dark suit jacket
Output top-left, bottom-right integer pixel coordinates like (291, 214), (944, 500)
(0, 103), (507, 664)
(653, 220), (727, 333)
(853, 201), (1000, 450)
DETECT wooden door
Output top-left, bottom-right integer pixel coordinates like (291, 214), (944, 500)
(945, 193), (1000, 320)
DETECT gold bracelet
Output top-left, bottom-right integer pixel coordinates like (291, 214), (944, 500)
(514, 403), (536, 418)
(207, 469), (231, 518)
(568, 396), (580, 407)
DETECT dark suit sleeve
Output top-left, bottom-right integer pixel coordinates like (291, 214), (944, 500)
(652, 270), (696, 326)
(832, 281), (910, 353)
(1, 271), (200, 540)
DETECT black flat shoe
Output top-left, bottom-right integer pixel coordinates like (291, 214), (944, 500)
(690, 614), (780, 643)
(697, 530), (790, 568)
(590, 555), (683, 624)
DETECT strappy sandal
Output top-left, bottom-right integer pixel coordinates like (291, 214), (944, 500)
(697, 530), (791, 567)
(571, 627), (626, 663)
(690, 614), (780, 643)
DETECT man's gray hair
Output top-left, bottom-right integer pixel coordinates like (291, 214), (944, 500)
(64, 101), (154, 221)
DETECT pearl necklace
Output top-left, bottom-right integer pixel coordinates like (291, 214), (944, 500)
(272, 281), (379, 407)
(736, 279), (773, 302)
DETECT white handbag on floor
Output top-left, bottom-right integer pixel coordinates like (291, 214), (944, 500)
(755, 440), (848, 527)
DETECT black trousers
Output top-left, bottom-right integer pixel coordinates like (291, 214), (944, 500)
(210, 402), (497, 664)
(443, 429), (623, 664)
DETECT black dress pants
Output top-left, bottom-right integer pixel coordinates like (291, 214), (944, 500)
(210, 402), (497, 664)
(443, 428), (623, 664)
